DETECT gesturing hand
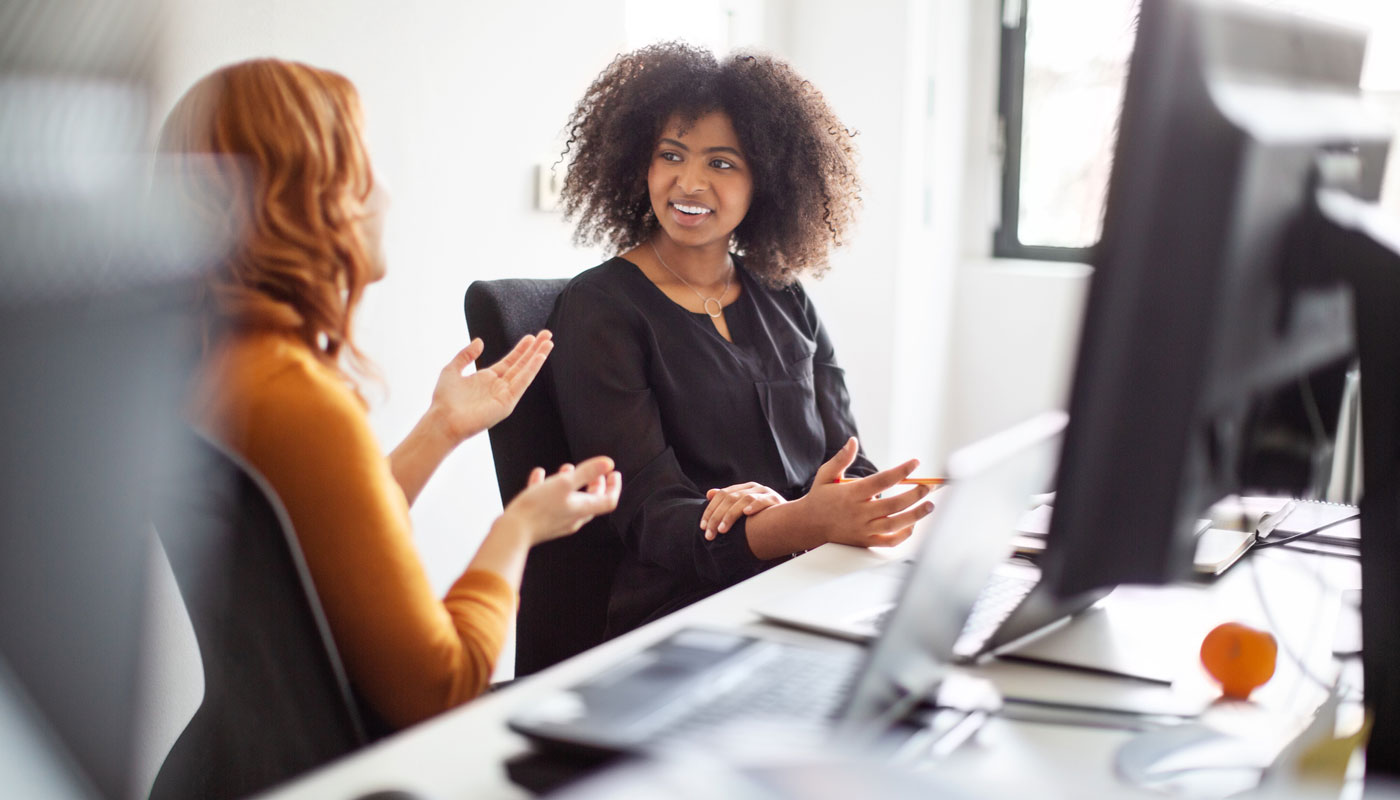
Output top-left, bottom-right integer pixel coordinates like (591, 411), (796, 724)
(501, 456), (622, 546)
(701, 482), (786, 541)
(429, 331), (553, 444)
(802, 437), (935, 549)
(736, 437), (937, 560)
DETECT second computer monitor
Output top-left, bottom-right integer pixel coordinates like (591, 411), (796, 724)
(1040, 0), (1387, 598)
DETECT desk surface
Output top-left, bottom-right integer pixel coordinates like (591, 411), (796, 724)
(257, 540), (1360, 800)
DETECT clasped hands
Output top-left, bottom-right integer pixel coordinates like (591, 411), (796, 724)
(701, 437), (935, 558)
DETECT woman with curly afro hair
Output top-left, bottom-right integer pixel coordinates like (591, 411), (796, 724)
(546, 43), (935, 637)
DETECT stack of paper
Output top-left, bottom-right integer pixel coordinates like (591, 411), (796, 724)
(1259, 499), (1359, 552)
(1010, 503), (1054, 556)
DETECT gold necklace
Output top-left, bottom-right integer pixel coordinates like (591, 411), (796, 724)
(649, 241), (733, 319)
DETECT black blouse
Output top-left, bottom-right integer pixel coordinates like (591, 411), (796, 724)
(547, 256), (876, 635)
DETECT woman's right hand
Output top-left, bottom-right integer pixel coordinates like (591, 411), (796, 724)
(797, 439), (934, 549)
(499, 456), (622, 546)
(742, 438), (934, 559)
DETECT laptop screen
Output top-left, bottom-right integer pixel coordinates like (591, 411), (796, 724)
(836, 411), (1066, 737)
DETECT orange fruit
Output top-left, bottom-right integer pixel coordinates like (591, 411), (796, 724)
(1200, 622), (1277, 700)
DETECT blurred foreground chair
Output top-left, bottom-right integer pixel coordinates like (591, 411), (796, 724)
(149, 430), (367, 800)
(465, 279), (623, 677)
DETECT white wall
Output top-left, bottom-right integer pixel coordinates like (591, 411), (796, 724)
(763, 0), (902, 469)
(771, 0), (1090, 470)
(944, 261), (1089, 451)
(768, 0), (949, 472)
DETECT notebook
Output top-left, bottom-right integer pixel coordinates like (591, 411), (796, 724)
(507, 411), (1069, 758)
(1192, 528), (1255, 576)
(1259, 499), (1360, 548)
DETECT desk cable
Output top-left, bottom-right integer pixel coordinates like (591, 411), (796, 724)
(1251, 513), (1360, 551)
(1245, 552), (1361, 704)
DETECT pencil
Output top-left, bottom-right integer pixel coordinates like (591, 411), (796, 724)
(834, 477), (947, 486)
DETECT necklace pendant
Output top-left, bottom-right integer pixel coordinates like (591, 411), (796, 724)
(649, 240), (732, 320)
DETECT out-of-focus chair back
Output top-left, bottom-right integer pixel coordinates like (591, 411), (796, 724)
(465, 279), (622, 676)
(149, 430), (367, 800)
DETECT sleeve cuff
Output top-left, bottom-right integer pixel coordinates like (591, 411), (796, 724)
(708, 515), (789, 578)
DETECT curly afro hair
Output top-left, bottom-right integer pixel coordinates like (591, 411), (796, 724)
(559, 42), (860, 287)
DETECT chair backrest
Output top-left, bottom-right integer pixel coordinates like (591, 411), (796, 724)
(148, 430), (366, 800)
(465, 279), (623, 676)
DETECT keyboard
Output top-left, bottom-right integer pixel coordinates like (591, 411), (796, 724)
(660, 641), (863, 743)
(859, 571), (1037, 653)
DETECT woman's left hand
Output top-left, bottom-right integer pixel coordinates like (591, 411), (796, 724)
(701, 482), (786, 541)
(428, 331), (553, 444)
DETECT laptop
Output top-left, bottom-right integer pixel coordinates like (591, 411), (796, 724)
(751, 532), (1108, 667)
(507, 411), (1069, 758)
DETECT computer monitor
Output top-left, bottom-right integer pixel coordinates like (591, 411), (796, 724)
(1037, 0), (1400, 776)
(1, 119), (219, 800)
(0, 284), (197, 800)
(1041, 0), (1380, 591)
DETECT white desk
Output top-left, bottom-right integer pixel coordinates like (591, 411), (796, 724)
(256, 542), (1360, 800)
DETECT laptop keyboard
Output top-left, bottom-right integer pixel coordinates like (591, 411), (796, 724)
(861, 571), (1036, 652)
(662, 642), (863, 741)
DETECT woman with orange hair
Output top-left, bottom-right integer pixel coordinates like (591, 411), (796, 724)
(161, 58), (621, 730)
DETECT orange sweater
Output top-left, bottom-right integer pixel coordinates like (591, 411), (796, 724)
(188, 332), (515, 729)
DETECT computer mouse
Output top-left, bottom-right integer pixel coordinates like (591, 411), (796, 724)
(1116, 723), (1273, 796)
(351, 790), (441, 800)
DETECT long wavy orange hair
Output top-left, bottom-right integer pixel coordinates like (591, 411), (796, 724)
(159, 58), (377, 386)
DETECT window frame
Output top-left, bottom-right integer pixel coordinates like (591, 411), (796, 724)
(994, 0), (1098, 263)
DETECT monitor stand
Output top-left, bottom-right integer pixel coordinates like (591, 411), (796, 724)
(1310, 186), (1400, 778)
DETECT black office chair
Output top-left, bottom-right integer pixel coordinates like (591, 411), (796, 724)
(465, 279), (624, 677)
(1239, 357), (1352, 498)
(148, 430), (368, 800)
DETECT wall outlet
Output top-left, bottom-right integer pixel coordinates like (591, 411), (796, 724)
(535, 163), (562, 212)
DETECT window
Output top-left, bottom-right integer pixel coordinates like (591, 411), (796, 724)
(996, 0), (1400, 262)
(995, 0), (1138, 262)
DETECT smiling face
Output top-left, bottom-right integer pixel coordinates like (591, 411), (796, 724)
(647, 111), (753, 253)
